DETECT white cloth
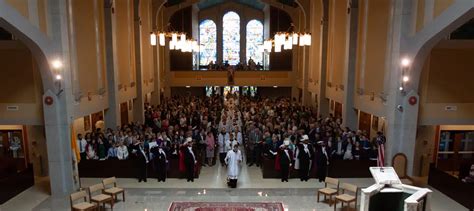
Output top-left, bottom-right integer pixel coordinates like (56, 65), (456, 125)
(188, 147), (196, 163)
(139, 146), (149, 163)
(225, 139), (236, 152)
(218, 134), (226, 153)
(117, 146), (129, 160)
(78, 139), (87, 153)
(294, 148), (300, 170)
(225, 149), (242, 179)
(236, 132), (243, 145)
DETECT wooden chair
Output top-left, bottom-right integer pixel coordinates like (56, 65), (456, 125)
(334, 183), (358, 211)
(392, 153), (414, 185)
(102, 177), (125, 202)
(70, 190), (97, 211)
(317, 177), (339, 205)
(88, 183), (114, 211)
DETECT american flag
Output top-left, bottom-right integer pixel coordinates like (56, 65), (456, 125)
(376, 136), (386, 167)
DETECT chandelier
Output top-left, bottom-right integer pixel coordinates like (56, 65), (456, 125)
(261, 23), (311, 53)
(150, 10), (199, 53)
(150, 30), (199, 53)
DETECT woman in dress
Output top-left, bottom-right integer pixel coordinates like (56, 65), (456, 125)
(206, 131), (215, 166)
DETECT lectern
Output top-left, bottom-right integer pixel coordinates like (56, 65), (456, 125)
(360, 167), (432, 211)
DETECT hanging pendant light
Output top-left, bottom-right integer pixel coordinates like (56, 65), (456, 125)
(169, 40), (176, 50)
(292, 33), (298, 45)
(305, 33), (312, 46)
(274, 43), (282, 52)
(159, 33), (165, 46)
(299, 34), (305, 46)
(150, 32), (157, 46)
(284, 37), (292, 50)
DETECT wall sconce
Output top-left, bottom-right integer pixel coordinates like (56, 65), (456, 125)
(51, 59), (64, 96)
(400, 57), (411, 96)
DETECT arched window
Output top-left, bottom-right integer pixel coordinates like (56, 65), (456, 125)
(199, 19), (217, 66)
(246, 20), (264, 66)
(222, 11), (240, 65)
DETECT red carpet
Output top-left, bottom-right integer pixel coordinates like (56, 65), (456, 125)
(168, 202), (285, 211)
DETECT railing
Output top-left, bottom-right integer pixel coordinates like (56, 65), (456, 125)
(169, 71), (295, 87)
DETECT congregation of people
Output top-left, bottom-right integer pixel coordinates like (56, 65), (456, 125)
(76, 94), (385, 184)
(205, 57), (263, 71)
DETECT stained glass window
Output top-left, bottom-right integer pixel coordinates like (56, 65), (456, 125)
(199, 19), (217, 66)
(246, 20), (264, 66)
(223, 11), (240, 65)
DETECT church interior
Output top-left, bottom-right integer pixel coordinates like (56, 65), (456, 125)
(0, 0), (473, 210)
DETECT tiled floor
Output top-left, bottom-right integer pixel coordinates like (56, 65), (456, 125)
(0, 163), (468, 211)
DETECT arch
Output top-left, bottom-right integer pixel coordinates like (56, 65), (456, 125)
(199, 19), (217, 66)
(409, 2), (474, 91)
(246, 19), (263, 65)
(222, 11), (240, 65)
(0, 0), (55, 92)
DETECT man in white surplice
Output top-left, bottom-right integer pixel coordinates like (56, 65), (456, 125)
(225, 144), (242, 180)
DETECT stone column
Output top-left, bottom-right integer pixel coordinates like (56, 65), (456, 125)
(43, 91), (75, 196)
(133, 0), (145, 124)
(341, 0), (358, 129)
(317, 0), (330, 117)
(384, 0), (418, 176)
(44, 0), (77, 197)
(151, 43), (161, 105)
(104, 0), (121, 129)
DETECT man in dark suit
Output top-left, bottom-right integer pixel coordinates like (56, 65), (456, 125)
(136, 141), (149, 182)
(153, 145), (168, 182)
(297, 135), (313, 181)
(183, 138), (196, 182)
(279, 144), (292, 182)
(316, 141), (329, 182)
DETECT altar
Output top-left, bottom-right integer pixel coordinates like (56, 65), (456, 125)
(360, 167), (432, 211)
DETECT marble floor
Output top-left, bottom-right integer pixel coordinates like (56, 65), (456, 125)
(0, 163), (468, 211)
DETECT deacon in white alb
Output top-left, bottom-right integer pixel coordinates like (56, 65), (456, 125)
(225, 144), (242, 180)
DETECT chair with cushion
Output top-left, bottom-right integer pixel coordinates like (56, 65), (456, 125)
(88, 183), (114, 211)
(317, 177), (339, 205)
(70, 190), (97, 211)
(392, 153), (415, 185)
(334, 183), (358, 211)
(102, 177), (125, 202)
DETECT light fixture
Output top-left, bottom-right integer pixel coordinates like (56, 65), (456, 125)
(273, 86), (278, 88)
(274, 44), (282, 53)
(51, 59), (63, 69)
(159, 33), (165, 46)
(171, 33), (178, 43)
(292, 33), (298, 45)
(284, 37), (292, 50)
(401, 58), (411, 67)
(185, 86), (190, 88)
(403, 76), (409, 82)
(55, 74), (62, 80)
(299, 34), (305, 46)
(150, 32), (157, 46)
(399, 86), (404, 91)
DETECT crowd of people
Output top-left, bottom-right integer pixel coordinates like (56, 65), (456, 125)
(76, 94), (386, 183)
(205, 58), (264, 71)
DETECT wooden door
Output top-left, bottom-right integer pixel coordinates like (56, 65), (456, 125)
(120, 102), (128, 126)
(358, 111), (371, 137)
(334, 102), (342, 119)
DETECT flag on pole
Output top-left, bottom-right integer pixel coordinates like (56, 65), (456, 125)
(71, 125), (81, 163)
(71, 125), (81, 190)
(377, 143), (385, 167)
(376, 135), (386, 167)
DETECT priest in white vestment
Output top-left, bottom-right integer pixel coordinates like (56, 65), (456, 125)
(225, 144), (242, 180)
